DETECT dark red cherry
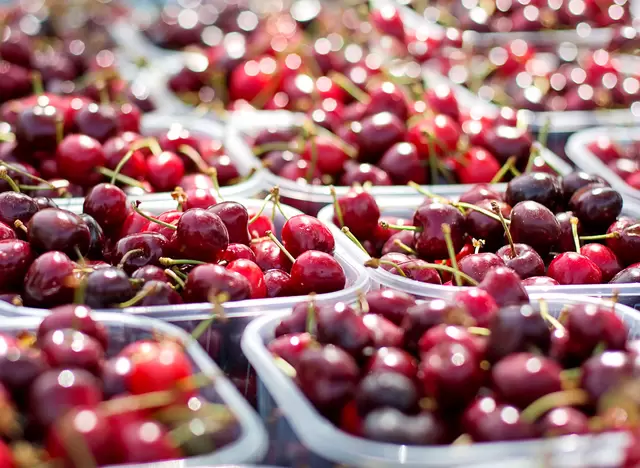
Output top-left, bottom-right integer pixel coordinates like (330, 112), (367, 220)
(509, 201), (560, 255)
(362, 313), (405, 348)
(23, 251), (77, 307)
(282, 214), (335, 258)
(174, 208), (229, 262)
(251, 240), (293, 272)
(14, 103), (61, 152)
(538, 407), (589, 437)
(569, 185), (623, 230)
(555, 211), (582, 253)
(465, 200), (511, 250)
(459, 184), (503, 205)
(401, 300), (466, 352)
(112, 233), (168, 275)
(356, 372), (418, 416)
(297, 344), (359, 410)
(478, 266), (529, 308)
(217, 243), (255, 264)
(364, 289), (416, 326)
(482, 126), (533, 167)
(183, 264), (251, 303)
(103, 134), (147, 180)
(561, 172), (608, 204)
(0, 345), (49, 404)
(0, 221), (15, 241)
(290, 250), (346, 294)
(362, 408), (449, 445)
(547, 252), (603, 285)
(424, 84), (460, 121)
(78, 214), (105, 260)
(339, 162), (392, 187)
(227, 259), (266, 299)
(0, 191), (38, 228)
(0, 239), (33, 291)
(412, 202), (466, 261)
(56, 134), (106, 187)
(496, 243), (545, 280)
(301, 135), (350, 176)
(40, 329), (104, 375)
(418, 324), (485, 360)
(455, 288), (499, 328)
(264, 269), (293, 298)
(83, 183), (128, 233)
(521, 276), (560, 286)
(73, 103), (119, 143)
(335, 187), (380, 241)
(378, 142), (426, 185)
(459, 253), (505, 283)
(84, 267), (134, 309)
(355, 112), (406, 164)
(27, 208), (91, 257)
(365, 347), (418, 381)
(316, 302), (372, 357)
(115, 419), (181, 464)
(207, 201), (251, 245)
(38, 304), (108, 350)
(365, 81), (409, 122)
(505, 173), (563, 212)
(463, 396), (536, 442)
(580, 351), (633, 404)
(611, 266), (640, 284)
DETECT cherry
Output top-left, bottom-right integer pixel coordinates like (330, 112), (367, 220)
(103, 134), (147, 181)
(340, 162), (392, 187)
(459, 184), (502, 204)
(182, 188), (217, 210)
(218, 243), (255, 264)
(496, 243), (545, 280)
(84, 267), (134, 309)
(183, 264), (251, 303)
(611, 266), (640, 284)
(521, 276), (560, 286)
(548, 252), (603, 285)
(83, 183), (128, 233)
(335, 187), (380, 241)
(419, 341), (484, 411)
(478, 266), (529, 308)
(0, 61), (31, 103)
(251, 240), (293, 272)
(362, 313), (405, 348)
(301, 135), (349, 176)
(363, 289), (416, 326)
(464, 200), (511, 250)
(538, 407), (589, 437)
(116, 419), (182, 464)
(453, 147), (501, 184)
(55, 134), (106, 187)
(40, 329), (104, 375)
(316, 302), (372, 357)
(362, 408), (449, 445)
(424, 84), (460, 121)
(418, 324), (485, 360)
(411, 202), (466, 261)
(174, 208), (229, 262)
(459, 253), (505, 283)
(356, 372), (418, 415)
(463, 396), (536, 442)
(569, 185), (622, 230)
(227, 259), (267, 299)
(491, 352), (562, 409)
(0, 344), (49, 403)
(579, 243), (622, 282)
(14, 102), (61, 152)
(268, 333), (314, 371)
(561, 172), (608, 204)
(370, 5), (405, 42)
(365, 81), (409, 122)
(365, 347), (418, 381)
(73, 103), (119, 143)
(407, 114), (460, 161)
(297, 344), (359, 410)
(112, 232), (168, 275)
(509, 201), (560, 255)
(274, 301), (313, 337)
(355, 112), (406, 164)
(0, 191), (39, 228)
(264, 269), (293, 298)
(580, 351), (633, 404)
(23, 251), (77, 307)
(29, 368), (102, 429)
(290, 250), (346, 294)
(282, 214), (335, 258)
(0, 239), (33, 291)
(482, 126), (533, 167)
(146, 151), (185, 192)
(505, 173), (562, 212)
(400, 300), (464, 351)
(26, 208), (91, 257)
(378, 142), (426, 185)
(38, 304), (108, 350)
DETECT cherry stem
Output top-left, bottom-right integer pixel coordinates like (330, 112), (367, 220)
(172, 187), (187, 211)
(164, 268), (186, 289)
(0, 161), (57, 190)
(253, 141), (301, 157)
(117, 249), (144, 270)
(456, 201), (507, 224)
(379, 221), (421, 233)
(538, 298), (566, 334)
(0, 168), (20, 192)
(306, 296), (317, 335)
(490, 156), (517, 184)
(31, 71), (44, 96)
(570, 217), (581, 253)
(328, 71), (370, 104)
(492, 201), (516, 257)
(364, 258), (407, 278)
(473, 238), (485, 254)
(97, 167), (149, 191)
(159, 257), (206, 267)
(313, 125), (358, 158)
(537, 118), (551, 152)
(13, 220), (27, 234)
(303, 121), (319, 184)
(118, 282), (161, 308)
(394, 238), (418, 256)
(425, 133), (440, 185)
(110, 138), (161, 185)
(266, 230), (296, 264)
(171, 267), (188, 281)
(330, 186), (345, 228)
(0, 132), (15, 143)
(342, 226), (370, 256)
(442, 223), (462, 287)
(55, 116), (64, 146)
(273, 356), (297, 378)
(579, 232), (620, 241)
(365, 257), (479, 285)
(249, 187), (281, 224)
(131, 202), (177, 230)
(520, 389), (589, 424)
(357, 291), (369, 314)
(178, 144), (210, 175)
(467, 327), (491, 336)
(190, 291), (229, 342)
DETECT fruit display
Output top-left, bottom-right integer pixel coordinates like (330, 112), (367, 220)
(317, 173), (640, 306)
(243, 291), (640, 466)
(567, 127), (640, 202)
(0, 308), (267, 466)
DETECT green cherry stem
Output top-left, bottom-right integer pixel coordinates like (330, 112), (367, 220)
(442, 223), (462, 286)
(394, 238), (418, 256)
(490, 156), (517, 184)
(341, 227), (370, 256)
(0, 168), (20, 192)
(328, 71), (370, 104)
(117, 283), (162, 308)
(159, 258), (206, 267)
(266, 230), (296, 264)
(117, 249), (144, 269)
(164, 268), (186, 289)
(131, 202), (177, 230)
(249, 187), (280, 224)
(178, 144), (211, 175)
(520, 389), (589, 424)
(97, 167), (149, 191)
(330, 186), (345, 228)
(570, 217), (581, 253)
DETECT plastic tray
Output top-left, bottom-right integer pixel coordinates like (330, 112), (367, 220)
(226, 104), (573, 216)
(3, 198), (370, 399)
(317, 191), (640, 310)
(566, 125), (640, 204)
(0, 311), (268, 467)
(50, 112), (263, 210)
(242, 294), (637, 468)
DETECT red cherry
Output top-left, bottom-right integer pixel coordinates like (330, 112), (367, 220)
(370, 5), (405, 42)
(407, 114), (461, 160)
(547, 252), (603, 285)
(146, 151), (185, 192)
(227, 259), (267, 299)
(290, 250), (346, 294)
(282, 214), (335, 258)
(423, 84), (460, 121)
(55, 134), (106, 187)
(453, 147), (501, 184)
(301, 135), (350, 176)
(579, 243), (622, 282)
(229, 56), (279, 103)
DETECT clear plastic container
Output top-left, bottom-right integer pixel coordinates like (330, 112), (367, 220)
(50, 112), (263, 209)
(241, 294), (637, 468)
(566, 125), (640, 203)
(3, 198), (370, 400)
(226, 100), (573, 215)
(0, 311), (268, 467)
(317, 191), (640, 310)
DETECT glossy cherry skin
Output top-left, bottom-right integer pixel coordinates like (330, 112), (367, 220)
(0, 344), (49, 405)
(378, 142), (426, 185)
(458, 253), (505, 283)
(407, 114), (460, 161)
(56, 134), (106, 187)
(297, 344), (359, 410)
(226, 259), (267, 299)
(282, 214), (335, 258)
(251, 240), (293, 272)
(547, 252), (603, 285)
(290, 250), (346, 295)
(478, 266), (529, 309)
(23, 251), (77, 307)
(418, 324), (485, 360)
(111, 232), (168, 275)
(116, 419), (182, 464)
(362, 408), (449, 445)
(505, 173), (563, 212)
(454, 288), (499, 328)
(364, 289), (416, 326)
(0, 239), (33, 291)
(453, 147), (501, 184)
(73, 103), (119, 143)
(183, 264), (251, 303)
(355, 112), (406, 164)
(316, 302), (372, 358)
(482, 126), (533, 167)
(301, 135), (350, 176)
(146, 151), (185, 192)
(491, 353), (563, 408)
(509, 201), (560, 255)
(38, 304), (108, 349)
(207, 202), (250, 245)
(412, 202), (466, 261)
(174, 208), (229, 262)
(84, 267), (135, 309)
(362, 314), (405, 348)
(538, 407), (589, 437)
(26, 208), (91, 257)
(0, 222), (15, 241)
(400, 300), (465, 351)
(459, 184), (503, 205)
(611, 266), (640, 284)
(521, 276), (560, 286)
(569, 185), (623, 230)
(264, 269), (293, 298)
(336, 188), (381, 241)
(357, 372), (418, 416)
(365, 347), (418, 381)
(365, 81), (409, 122)
(29, 368), (102, 429)
(0, 191), (39, 228)
(40, 329), (104, 375)
(579, 243), (621, 282)
(463, 396), (536, 442)
(464, 199), (511, 250)
(580, 351), (633, 404)
(14, 103), (61, 152)
(419, 342), (484, 411)
(607, 219), (640, 267)
(83, 183), (128, 233)
(561, 172), (608, 204)
(496, 243), (545, 280)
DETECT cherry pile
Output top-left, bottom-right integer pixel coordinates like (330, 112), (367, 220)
(0, 184), (346, 309)
(587, 135), (640, 189)
(0, 303), (240, 466)
(400, 0), (634, 33)
(332, 172), (640, 289)
(433, 42), (639, 112)
(269, 288), (640, 465)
